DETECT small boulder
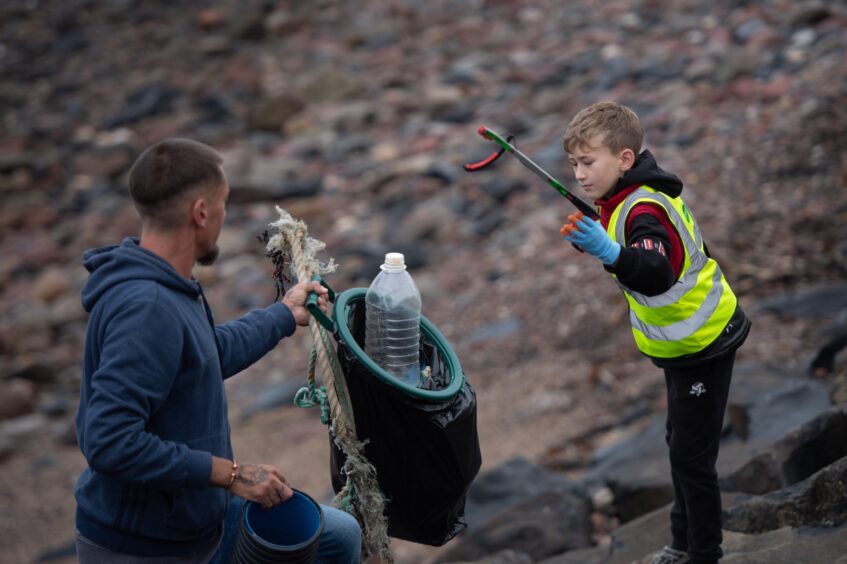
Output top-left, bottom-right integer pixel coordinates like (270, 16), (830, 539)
(0, 379), (37, 420)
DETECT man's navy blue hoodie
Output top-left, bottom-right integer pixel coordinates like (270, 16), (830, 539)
(75, 238), (296, 556)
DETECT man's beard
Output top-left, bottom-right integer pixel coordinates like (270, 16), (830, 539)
(197, 244), (221, 266)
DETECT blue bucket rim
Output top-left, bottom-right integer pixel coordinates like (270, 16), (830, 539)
(242, 490), (325, 552)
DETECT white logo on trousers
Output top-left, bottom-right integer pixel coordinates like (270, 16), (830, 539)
(690, 382), (706, 397)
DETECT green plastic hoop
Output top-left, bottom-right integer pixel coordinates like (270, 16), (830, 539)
(333, 288), (465, 402)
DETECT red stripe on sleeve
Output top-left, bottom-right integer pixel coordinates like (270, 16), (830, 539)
(626, 203), (684, 279)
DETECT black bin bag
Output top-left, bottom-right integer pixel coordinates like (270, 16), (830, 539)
(325, 288), (482, 546)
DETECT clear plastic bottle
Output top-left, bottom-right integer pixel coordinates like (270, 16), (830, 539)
(365, 252), (421, 386)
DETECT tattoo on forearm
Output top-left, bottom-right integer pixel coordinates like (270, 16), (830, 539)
(236, 464), (269, 486)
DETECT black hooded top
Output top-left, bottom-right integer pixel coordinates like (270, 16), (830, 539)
(596, 149), (684, 296)
(593, 150), (750, 367)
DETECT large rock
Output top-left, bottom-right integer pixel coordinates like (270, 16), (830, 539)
(540, 503), (847, 564)
(583, 364), (832, 523)
(721, 524), (847, 563)
(754, 283), (847, 317)
(461, 457), (587, 530)
(582, 415), (675, 524)
(440, 490), (592, 563)
(723, 364), (832, 445)
(723, 455), (847, 534)
(441, 458), (591, 562)
(449, 550), (532, 564)
(722, 408), (847, 494)
(540, 503), (672, 564)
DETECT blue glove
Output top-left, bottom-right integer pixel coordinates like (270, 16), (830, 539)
(564, 216), (621, 265)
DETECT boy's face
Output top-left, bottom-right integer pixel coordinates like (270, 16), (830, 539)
(568, 135), (632, 200)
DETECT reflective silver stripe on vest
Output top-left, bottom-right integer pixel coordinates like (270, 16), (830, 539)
(629, 265), (725, 341)
(613, 190), (706, 308)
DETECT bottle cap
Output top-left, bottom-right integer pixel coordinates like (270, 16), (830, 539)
(384, 252), (405, 267)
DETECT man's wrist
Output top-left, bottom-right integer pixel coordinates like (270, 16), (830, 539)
(226, 459), (238, 489)
(210, 456), (238, 488)
(271, 302), (297, 337)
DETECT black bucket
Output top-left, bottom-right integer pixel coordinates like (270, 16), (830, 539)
(232, 490), (325, 563)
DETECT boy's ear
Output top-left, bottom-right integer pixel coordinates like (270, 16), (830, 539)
(619, 148), (636, 173)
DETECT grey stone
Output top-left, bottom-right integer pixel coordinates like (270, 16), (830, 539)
(0, 150), (39, 174)
(722, 365), (831, 445)
(1, 360), (55, 385)
(463, 318), (523, 346)
(540, 505), (847, 564)
(300, 69), (364, 103)
(247, 94), (306, 132)
(462, 457), (587, 531)
(723, 408), (847, 494)
(103, 81), (181, 129)
(441, 489), (592, 563)
(539, 503), (671, 564)
(723, 455), (847, 533)
(754, 283), (847, 317)
(447, 550), (533, 564)
(787, 4), (832, 27)
(607, 478), (674, 524)
(721, 524), (847, 563)
(584, 367), (832, 523)
(73, 145), (135, 179)
(229, 177), (323, 204)
(0, 378), (36, 420)
(0, 413), (48, 444)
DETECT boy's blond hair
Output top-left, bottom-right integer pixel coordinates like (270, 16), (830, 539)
(563, 101), (643, 155)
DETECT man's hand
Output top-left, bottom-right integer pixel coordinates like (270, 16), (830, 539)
(230, 462), (294, 509)
(561, 212), (621, 266)
(282, 280), (329, 327)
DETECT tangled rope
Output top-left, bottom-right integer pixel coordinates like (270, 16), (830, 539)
(265, 206), (393, 562)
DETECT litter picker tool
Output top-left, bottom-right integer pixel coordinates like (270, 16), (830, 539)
(464, 125), (600, 220)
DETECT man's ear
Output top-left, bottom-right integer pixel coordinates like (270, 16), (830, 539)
(191, 196), (208, 228)
(619, 148), (636, 173)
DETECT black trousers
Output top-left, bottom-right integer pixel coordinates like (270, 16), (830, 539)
(664, 348), (736, 564)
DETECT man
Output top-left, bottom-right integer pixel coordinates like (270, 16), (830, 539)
(74, 138), (361, 562)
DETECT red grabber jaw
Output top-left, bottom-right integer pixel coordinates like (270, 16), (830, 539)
(465, 125), (601, 219)
(463, 125), (509, 172)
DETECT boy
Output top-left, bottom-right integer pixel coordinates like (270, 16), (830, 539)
(560, 102), (750, 564)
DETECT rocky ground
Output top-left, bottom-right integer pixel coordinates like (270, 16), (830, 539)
(1, 1), (846, 563)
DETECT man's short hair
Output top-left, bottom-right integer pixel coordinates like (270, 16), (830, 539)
(563, 101), (643, 155)
(128, 138), (224, 226)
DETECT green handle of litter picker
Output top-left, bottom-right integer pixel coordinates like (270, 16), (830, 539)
(306, 275), (335, 331)
(476, 125), (601, 220)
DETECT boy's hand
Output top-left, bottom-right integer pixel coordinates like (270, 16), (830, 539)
(561, 213), (621, 266)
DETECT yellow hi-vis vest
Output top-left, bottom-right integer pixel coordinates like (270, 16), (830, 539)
(606, 186), (737, 358)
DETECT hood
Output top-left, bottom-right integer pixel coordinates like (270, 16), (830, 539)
(81, 237), (200, 312)
(614, 149), (683, 198)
